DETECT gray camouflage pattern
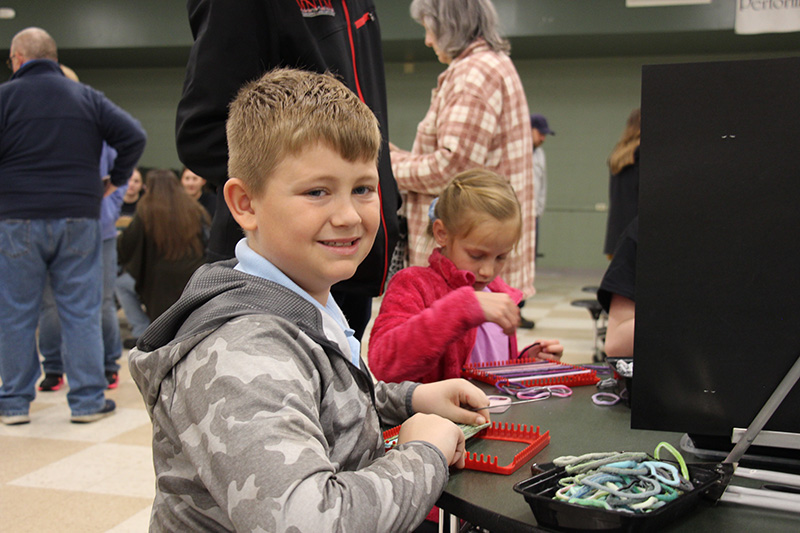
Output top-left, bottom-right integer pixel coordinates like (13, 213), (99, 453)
(129, 261), (448, 532)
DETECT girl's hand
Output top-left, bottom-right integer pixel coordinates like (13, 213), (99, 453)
(537, 339), (564, 360)
(474, 291), (520, 335)
(520, 339), (564, 360)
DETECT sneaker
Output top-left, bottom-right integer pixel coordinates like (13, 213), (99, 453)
(38, 373), (64, 392)
(518, 317), (536, 329)
(1, 413), (31, 425)
(106, 371), (119, 389)
(70, 399), (116, 423)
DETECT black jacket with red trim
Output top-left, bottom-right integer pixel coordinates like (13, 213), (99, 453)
(176, 0), (399, 296)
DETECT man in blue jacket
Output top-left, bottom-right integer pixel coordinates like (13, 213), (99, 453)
(0, 27), (147, 425)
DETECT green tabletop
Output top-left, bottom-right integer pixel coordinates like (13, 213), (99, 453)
(436, 381), (800, 532)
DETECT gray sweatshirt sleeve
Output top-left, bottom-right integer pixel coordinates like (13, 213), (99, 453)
(373, 379), (419, 427)
(149, 317), (448, 532)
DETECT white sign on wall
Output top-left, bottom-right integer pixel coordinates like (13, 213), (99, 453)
(626, 0), (711, 6)
(735, 0), (800, 34)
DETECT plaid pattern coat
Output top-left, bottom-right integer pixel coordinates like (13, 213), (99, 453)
(391, 39), (536, 297)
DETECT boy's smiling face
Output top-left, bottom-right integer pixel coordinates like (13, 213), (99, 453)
(246, 143), (380, 304)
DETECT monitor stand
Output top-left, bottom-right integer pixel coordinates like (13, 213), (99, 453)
(731, 428), (800, 451)
(680, 433), (800, 473)
(693, 352), (800, 509)
(681, 351), (800, 473)
(724, 351), (800, 463)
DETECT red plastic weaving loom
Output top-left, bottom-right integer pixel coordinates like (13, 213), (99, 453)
(383, 422), (550, 475)
(462, 357), (599, 389)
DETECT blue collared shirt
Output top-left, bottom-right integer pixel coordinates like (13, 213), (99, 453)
(233, 238), (361, 368)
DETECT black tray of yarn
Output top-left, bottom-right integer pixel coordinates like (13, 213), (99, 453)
(513, 463), (722, 532)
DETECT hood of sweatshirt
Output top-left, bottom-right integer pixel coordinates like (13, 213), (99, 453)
(128, 259), (328, 415)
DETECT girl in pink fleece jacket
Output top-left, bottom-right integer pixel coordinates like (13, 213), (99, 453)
(369, 169), (562, 384)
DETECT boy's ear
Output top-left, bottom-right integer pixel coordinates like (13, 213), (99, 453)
(224, 178), (257, 232)
(432, 219), (449, 247)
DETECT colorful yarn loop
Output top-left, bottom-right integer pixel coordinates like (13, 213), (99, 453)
(551, 446), (694, 513)
(496, 382), (573, 400)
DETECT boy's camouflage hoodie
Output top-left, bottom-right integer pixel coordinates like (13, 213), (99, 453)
(129, 259), (448, 532)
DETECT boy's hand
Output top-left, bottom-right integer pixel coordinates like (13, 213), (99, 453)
(412, 379), (491, 426)
(474, 291), (520, 335)
(398, 413), (467, 468)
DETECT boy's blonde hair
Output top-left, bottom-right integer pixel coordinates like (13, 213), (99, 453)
(226, 68), (382, 197)
(428, 169), (522, 242)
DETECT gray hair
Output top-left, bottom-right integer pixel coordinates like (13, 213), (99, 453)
(11, 27), (58, 61)
(410, 0), (510, 59)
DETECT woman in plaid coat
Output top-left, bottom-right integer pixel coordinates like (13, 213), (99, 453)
(390, 0), (536, 298)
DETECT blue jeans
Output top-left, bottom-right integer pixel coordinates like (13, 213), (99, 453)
(115, 271), (150, 338)
(0, 218), (107, 417)
(39, 237), (122, 374)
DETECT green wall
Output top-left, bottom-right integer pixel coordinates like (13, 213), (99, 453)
(384, 49), (798, 270)
(76, 67), (186, 171)
(3, 0), (800, 270)
(20, 50), (800, 271)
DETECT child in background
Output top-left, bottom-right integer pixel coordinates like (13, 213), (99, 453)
(128, 68), (490, 532)
(603, 108), (640, 259)
(597, 216), (638, 358)
(117, 168), (209, 323)
(180, 166), (216, 218)
(116, 168), (150, 347)
(118, 167), (144, 225)
(369, 169), (563, 385)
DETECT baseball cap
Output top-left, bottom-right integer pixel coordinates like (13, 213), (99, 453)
(530, 114), (555, 135)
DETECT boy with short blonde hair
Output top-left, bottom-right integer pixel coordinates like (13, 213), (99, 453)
(129, 68), (489, 532)
(226, 68), (382, 197)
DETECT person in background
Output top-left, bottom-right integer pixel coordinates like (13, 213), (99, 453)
(603, 107), (640, 259)
(117, 169), (209, 326)
(597, 217), (637, 359)
(130, 68), (490, 533)
(369, 169), (561, 530)
(519, 113), (555, 329)
(36, 65), (127, 392)
(0, 27), (146, 425)
(180, 166), (216, 218)
(370, 170), (563, 383)
(115, 168), (150, 348)
(118, 167), (144, 223)
(38, 142), (127, 391)
(175, 0), (401, 340)
(530, 113), (554, 258)
(390, 0), (535, 302)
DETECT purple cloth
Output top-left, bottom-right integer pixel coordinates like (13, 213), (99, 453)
(469, 288), (511, 364)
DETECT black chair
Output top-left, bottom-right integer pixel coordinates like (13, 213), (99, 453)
(570, 297), (607, 362)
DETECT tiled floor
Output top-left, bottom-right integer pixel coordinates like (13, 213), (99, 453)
(0, 268), (605, 532)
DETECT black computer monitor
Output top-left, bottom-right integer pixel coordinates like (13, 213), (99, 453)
(632, 56), (800, 460)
